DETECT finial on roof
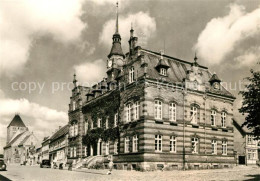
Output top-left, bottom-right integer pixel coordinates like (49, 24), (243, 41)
(194, 52), (198, 62)
(160, 50), (164, 59)
(73, 72), (78, 88)
(115, 1), (119, 33)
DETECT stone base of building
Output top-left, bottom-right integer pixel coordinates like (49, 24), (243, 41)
(111, 162), (235, 171)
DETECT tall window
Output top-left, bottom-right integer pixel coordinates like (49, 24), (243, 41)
(114, 141), (118, 155)
(169, 103), (176, 122)
(133, 101), (140, 120)
(84, 122), (88, 134)
(247, 135), (255, 145)
(125, 104), (131, 122)
(222, 140), (227, 155)
(190, 105), (198, 124)
(114, 113), (118, 127)
(160, 68), (167, 76)
(70, 147), (73, 157)
(105, 118), (108, 129)
(91, 121), (94, 129)
(212, 140), (217, 154)
(191, 137), (199, 153)
(132, 135), (138, 152)
(170, 136), (177, 153)
(211, 110), (216, 126)
(129, 67), (135, 83)
(155, 135), (162, 152)
(125, 137), (130, 153)
(105, 142), (109, 155)
(221, 112), (226, 128)
(73, 147), (77, 157)
(97, 118), (101, 128)
(72, 101), (76, 111)
(154, 100), (162, 120)
(74, 124), (78, 136)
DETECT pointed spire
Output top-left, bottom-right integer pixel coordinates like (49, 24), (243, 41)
(115, 1), (119, 34)
(73, 72), (78, 88)
(194, 52), (198, 62)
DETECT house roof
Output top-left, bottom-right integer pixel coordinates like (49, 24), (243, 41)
(18, 135), (31, 146)
(140, 48), (234, 98)
(49, 124), (69, 142)
(4, 132), (26, 149)
(108, 39), (125, 58)
(8, 114), (26, 128)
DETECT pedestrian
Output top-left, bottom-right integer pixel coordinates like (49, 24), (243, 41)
(107, 160), (113, 175)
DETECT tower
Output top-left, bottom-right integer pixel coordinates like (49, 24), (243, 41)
(107, 2), (125, 82)
(128, 23), (138, 56)
(6, 114), (28, 144)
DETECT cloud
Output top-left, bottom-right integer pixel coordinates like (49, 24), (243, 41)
(0, 89), (67, 141)
(99, 11), (156, 50)
(195, 4), (260, 65)
(234, 46), (260, 68)
(0, 0), (86, 77)
(74, 59), (107, 86)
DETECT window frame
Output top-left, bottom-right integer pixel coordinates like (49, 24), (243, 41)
(211, 140), (217, 155)
(132, 135), (138, 152)
(191, 137), (199, 154)
(211, 110), (216, 126)
(154, 100), (163, 120)
(222, 140), (227, 155)
(169, 103), (177, 122)
(190, 105), (198, 124)
(170, 136), (177, 153)
(124, 137), (130, 153)
(221, 112), (227, 128)
(155, 135), (162, 152)
(129, 66), (135, 83)
(160, 68), (167, 76)
(133, 101), (140, 121)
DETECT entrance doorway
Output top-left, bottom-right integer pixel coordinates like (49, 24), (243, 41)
(238, 156), (245, 164)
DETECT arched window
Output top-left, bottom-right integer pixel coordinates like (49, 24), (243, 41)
(221, 112), (227, 128)
(129, 67), (135, 83)
(154, 100), (162, 120)
(190, 104), (199, 124)
(169, 103), (176, 122)
(211, 110), (216, 126)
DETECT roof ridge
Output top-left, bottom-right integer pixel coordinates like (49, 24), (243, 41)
(141, 48), (208, 69)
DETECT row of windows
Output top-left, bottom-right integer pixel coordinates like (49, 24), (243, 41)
(124, 135), (138, 153)
(128, 66), (167, 84)
(87, 113), (118, 131)
(153, 100), (228, 127)
(154, 135), (228, 155)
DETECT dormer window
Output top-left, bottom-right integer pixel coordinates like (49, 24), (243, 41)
(160, 68), (167, 76)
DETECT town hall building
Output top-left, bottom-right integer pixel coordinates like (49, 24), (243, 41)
(67, 3), (236, 170)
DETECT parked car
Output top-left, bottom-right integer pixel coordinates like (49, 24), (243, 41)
(0, 159), (7, 171)
(40, 160), (51, 168)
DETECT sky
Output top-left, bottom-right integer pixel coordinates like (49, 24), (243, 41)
(0, 0), (260, 153)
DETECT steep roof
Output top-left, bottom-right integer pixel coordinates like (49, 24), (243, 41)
(4, 132), (26, 149)
(18, 135), (31, 146)
(49, 124), (69, 142)
(108, 36), (125, 58)
(233, 114), (252, 134)
(140, 48), (234, 98)
(8, 114), (26, 128)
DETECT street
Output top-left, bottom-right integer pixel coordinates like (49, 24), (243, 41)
(0, 165), (259, 181)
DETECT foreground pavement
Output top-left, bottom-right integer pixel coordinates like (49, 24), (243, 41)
(0, 164), (259, 181)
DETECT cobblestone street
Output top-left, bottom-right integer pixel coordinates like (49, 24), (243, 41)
(0, 165), (259, 181)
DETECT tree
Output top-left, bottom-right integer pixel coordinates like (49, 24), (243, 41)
(239, 66), (260, 139)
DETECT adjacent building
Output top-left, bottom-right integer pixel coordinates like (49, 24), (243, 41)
(233, 118), (260, 165)
(66, 3), (236, 170)
(49, 125), (69, 166)
(41, 136), (50, 161)
(4, 114), (38, 164)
